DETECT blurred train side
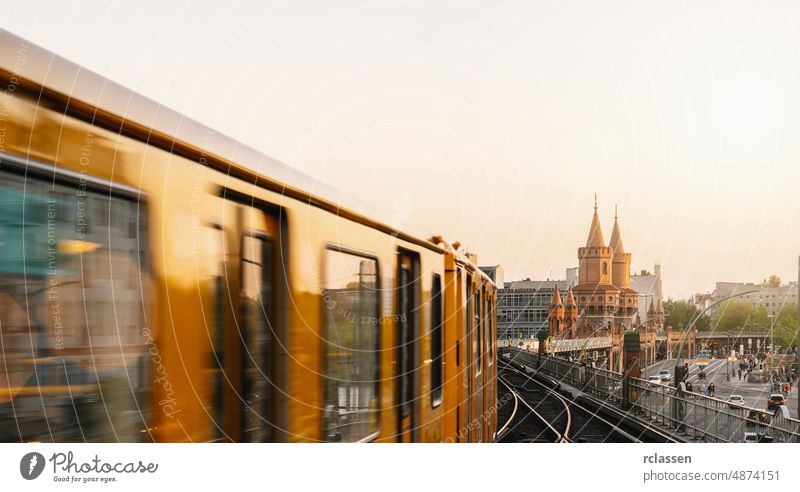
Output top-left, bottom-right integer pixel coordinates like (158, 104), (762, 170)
(0, 32), (497, 442)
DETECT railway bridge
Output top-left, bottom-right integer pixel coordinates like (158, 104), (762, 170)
(498, 323), (700, 372)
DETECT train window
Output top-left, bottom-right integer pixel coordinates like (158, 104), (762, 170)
(456, 271), (462, 368)
(240, 234), (274, 442)
(466, 276), (471, 374)
(204, 225), (226, 441)
(474, 288), (482, 377)
(322, 248), (380, 442)
(0, 165), (151, 443)
(430, 274), (443, 407)
(396, 250), (419, 441)
(488, 297), (495, 365)
(485, 290), (491, 366)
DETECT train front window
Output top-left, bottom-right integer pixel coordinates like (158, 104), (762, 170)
(0, 166), (151, 443)
(322, 249), (379, 442)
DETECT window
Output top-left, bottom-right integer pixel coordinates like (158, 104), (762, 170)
(322, 248), (380, 442)
(486, 292), (493, 366)
(0, 164), (150, 442)
(430, 274), (443, 407)
(603, 262), (608, 275)
(474, 288), (482, 376)
(204, 225), (225, 441)
(240, 234), (274, 443)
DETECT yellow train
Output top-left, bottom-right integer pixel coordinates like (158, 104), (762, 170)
(0, 32), (497, 442)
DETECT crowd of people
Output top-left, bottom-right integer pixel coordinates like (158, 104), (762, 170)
(768, 367), (797, 396)
(683, 352), (799, 399)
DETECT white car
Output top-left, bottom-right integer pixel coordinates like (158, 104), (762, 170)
(743, 432), (758, 443)
(658, 370), (671, 381)
(647, 375), (661, 386)
(728, 394), (744, 407)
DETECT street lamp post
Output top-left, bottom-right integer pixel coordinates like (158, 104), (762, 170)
(723, 331), (734, 382)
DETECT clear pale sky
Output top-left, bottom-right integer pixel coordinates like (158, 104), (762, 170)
(3, 1), (799, 299)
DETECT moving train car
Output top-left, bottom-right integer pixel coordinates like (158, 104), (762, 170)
(0, 32), (497, 442)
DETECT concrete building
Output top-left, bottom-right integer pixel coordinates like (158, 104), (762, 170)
(708, 281), (798, 321)
(496, 276), (572, 339)
(630, 262), (663, 324)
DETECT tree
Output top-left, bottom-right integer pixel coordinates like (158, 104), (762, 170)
(771, 304), (798, 349)
(759, 275), (782, 288)
(664, 299), (710, 331)
(713, 300), (770, 333)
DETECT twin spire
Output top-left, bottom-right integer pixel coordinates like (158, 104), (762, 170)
(550, 285), (577, 309)
(585, 196), (625, 256)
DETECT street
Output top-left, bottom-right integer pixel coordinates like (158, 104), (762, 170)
(645, 358), (798, 420)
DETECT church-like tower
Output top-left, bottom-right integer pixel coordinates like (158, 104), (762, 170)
(564, 288), (578, 339)
(573, 197), (618, 335)
(608, 205), (638, 327)
(548, 287), (564, 337)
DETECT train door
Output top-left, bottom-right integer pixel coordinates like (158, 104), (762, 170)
(396, 250), (420, 442)
(209, 196), (282, 442)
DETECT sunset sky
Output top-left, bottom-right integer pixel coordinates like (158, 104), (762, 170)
(3, 1), (799, 298)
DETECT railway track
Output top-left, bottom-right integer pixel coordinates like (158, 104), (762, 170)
(495, 360), (651, 443)
(496, 373), (569, 442)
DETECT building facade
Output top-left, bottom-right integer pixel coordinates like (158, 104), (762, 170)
(708, 281), (798, 321)
(497, 281), (569, 339)
(631, 262), (663, 324)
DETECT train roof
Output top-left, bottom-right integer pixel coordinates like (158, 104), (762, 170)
(0, 30), (456, 255)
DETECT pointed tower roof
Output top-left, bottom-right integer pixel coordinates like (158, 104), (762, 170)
(647, 298), (655, 316)
(608, 204), (625, 256)
(564, 287), (577, 307)
(656, 299), (664, 314)
(585, 194), (605, 248)
(550, 287), (563, 307)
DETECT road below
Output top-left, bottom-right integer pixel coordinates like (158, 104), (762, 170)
(644, 358), (798, 419)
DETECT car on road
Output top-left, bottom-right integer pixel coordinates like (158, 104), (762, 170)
(658, 370), (671, 381)
(647, 375), (661, 388)
(767, 394), (786, 411)
(728, 394), (744, 408)
(743, 432), (759, 443)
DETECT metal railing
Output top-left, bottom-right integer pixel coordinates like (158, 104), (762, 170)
(508, 348), (800, 443)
